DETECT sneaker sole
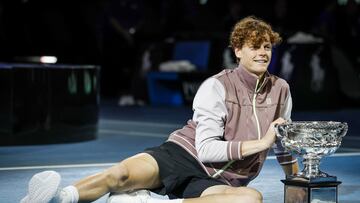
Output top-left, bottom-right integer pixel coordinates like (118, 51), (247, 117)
(27, 171), (61, 203)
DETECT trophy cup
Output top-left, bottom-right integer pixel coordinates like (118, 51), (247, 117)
(275, 121), (348, 203)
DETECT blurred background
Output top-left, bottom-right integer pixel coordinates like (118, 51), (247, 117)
(0, 0), (359, 108)
(0, 0), (360, 145)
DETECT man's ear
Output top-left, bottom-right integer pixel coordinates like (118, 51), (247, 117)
(234, 48), (242, 60)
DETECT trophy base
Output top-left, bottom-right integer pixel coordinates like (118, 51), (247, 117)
(286, 175), (337, 183)
(281, 179), (341, 203)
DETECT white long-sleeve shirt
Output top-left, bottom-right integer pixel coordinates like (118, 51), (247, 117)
(192, 78), (293, 162)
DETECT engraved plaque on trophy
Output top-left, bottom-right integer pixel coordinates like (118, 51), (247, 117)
(275, 121), (348, 203)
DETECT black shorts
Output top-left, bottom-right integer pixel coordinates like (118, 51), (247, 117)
(145, 142), (227, 199)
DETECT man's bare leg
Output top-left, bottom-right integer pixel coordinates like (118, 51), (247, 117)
(99, 158), (261, 203)
(189, 185), (262, 203)
(182, 194), (260, 203)
(143, 185), (262, 203)
(22, 152), (261, 203)
(73, 153), (162, 202)
(21, 153), (161, 203)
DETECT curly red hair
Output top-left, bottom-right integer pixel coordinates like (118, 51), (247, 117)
(230, 16), (282, 49)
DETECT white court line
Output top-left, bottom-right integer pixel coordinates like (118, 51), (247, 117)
(99, 129), (168, 138)
(266, 152), (360, 159)
(99, 128), (360, 143)
(344, 136), (360, 141)
(1, 152), (360, 171)
(100, 119), (181, 128)
(0, 163), (116, 171)
(100, 119), (360, 140)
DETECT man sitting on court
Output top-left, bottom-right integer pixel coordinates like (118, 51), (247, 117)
(21, 16), (298, 203)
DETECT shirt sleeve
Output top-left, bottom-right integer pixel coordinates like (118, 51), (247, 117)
(193, 78), (242, 163)
(272, 90), (298, 165)
(281, 90), (292, 121)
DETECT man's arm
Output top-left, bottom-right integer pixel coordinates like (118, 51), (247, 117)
(193, 79), (292, 162)
(275, 88), (298, 176)
(193, 78), (229, 162)
(281, 162), (299, 176)
(241, 118), (286, 158)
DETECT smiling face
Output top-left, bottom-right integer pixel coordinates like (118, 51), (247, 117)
(234, 35), (272, 77)
(230, 16), (282, 77)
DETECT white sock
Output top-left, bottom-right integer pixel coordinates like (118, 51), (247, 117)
(147, 198), (183, 203)
(58, 185), (79, 203)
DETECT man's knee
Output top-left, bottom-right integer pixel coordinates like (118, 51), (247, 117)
(225, 187), (262, 202)
(104, 163), (130, 192)
(221, 193), (262, 203)
(241, 194), (262, 203)
(244, 187), (262, 201)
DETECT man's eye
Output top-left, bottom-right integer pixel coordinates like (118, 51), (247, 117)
(265, 46), (272, 50)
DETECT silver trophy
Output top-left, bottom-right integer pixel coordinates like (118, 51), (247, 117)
(275, 121), (348, 203)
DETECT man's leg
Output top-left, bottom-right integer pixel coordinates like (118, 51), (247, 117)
(74, 153), (162, 202)
(22, 153), (162, 203)
(194, 185), (262, 203)
(143, 185), (262, 203)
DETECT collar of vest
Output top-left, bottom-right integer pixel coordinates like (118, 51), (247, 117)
(235, 64), (270, 93)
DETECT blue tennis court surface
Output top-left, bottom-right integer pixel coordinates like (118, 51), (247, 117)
(1, 102), (359, 202)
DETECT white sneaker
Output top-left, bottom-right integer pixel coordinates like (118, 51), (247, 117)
(21, 171), (61, 203)
(107, 190), (151, 203)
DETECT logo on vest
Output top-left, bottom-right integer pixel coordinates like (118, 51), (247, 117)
(266, 98), (272, 105)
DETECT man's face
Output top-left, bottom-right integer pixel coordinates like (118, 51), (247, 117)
(235, 36), (272, 78)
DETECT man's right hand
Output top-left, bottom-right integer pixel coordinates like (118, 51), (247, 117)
(241, 118), (287, 158)
(262, 118), (286, 148)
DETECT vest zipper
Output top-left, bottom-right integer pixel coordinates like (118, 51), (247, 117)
(212, 78), (261, 178)
(253, 78), (261, 140)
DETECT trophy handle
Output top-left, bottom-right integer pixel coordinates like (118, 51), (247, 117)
(274, 124), (283, 138)
(340, 122), (348, 138)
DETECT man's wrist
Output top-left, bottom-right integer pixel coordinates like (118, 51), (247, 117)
(260, 138), (272, 150)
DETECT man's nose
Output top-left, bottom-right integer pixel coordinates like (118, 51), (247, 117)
(258, 47), (266, 55)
